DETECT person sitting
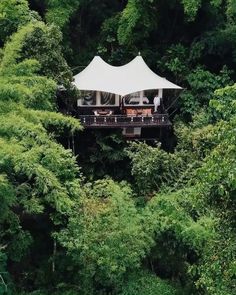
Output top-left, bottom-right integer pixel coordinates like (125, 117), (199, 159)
(153, 94), (161, 112)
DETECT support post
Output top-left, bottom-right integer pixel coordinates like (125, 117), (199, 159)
(115, 94), (120, 106)
(158, 89), (163, 112)
(96, 91), (101, 106)
(139, 91), (144, 105)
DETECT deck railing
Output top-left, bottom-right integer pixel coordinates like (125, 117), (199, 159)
(78, 114), (171, 128)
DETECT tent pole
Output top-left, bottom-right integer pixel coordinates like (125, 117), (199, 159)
(96, 91), (101, 106)
(158, 89), (163, 112)
(115, 94), (119, 106)
(139, 91), (144, 105)
(158, 89), (163, 98)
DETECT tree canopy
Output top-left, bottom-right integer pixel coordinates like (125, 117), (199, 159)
(0, 1), (236, 295)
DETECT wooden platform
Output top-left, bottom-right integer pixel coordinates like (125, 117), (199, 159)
(78, 114), (171, 128)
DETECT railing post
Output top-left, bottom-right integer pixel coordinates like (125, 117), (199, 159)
(78, 114), (169, 128)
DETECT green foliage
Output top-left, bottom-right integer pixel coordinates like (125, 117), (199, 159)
(117, 0), (155, 46)
(227, 0), (236, 22)
(0, 21), (72, 83)
(146, 189), (216, 253)
(181, 0), (202, 21)
(197, 121), (236, 219)
(0, 0), (37, 44)
(0, 10), (82, 294)
(179, 67), (232, 116)
(126, 142), (195, 195)
(0, 251), (12, 295)
(58, 179), (153, 291)
(45, 0), (80, 29)
(160, 44), (189, 81)
(97, 15), (122, 60)
(174, 100), (236, 294)
(195, 232), (236, 295)
(210, 83), (236, 120)
(1, 0), (236, 294)
(119, 271), (183, 295)
(78, 131), (129, 180)
(19, 22), (73, 82)
(0, 20), (74, 111)
(0, 116), (81, 211)
(118, 0), (142, 45)
(0, 104), (82, 279)
(0, 75), (56, 111)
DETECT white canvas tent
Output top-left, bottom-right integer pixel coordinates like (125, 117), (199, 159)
(73, 55), (182, 97)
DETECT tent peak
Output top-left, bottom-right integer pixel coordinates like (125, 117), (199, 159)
(73, 55), (182, 96)
(92, 55), (145, 69)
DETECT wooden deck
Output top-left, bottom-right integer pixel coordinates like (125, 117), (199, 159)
(78, 114), (171, 128)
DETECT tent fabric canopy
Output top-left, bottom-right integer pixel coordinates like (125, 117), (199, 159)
(73, 56), (182, 96)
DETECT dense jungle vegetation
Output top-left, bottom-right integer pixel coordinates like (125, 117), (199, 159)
(0, 0), (236, 294)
